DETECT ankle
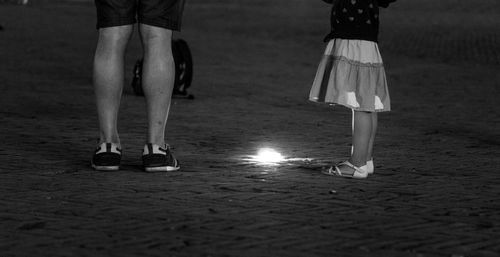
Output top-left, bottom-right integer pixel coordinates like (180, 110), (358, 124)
(146, 141), (166, 147)
(99, 134), (120, 147)
(349, 158), (366, 168)
(98, 140), (121, 148)
(147, 135), (166, 146)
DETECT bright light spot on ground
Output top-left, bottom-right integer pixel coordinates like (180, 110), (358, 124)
(252, 148), (285, 165)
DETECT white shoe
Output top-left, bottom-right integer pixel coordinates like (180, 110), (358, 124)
(361, 159), (374, 175)
(322, 161), (368, 179)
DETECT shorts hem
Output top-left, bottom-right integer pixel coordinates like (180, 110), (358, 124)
(139, 18), (181, 31)
(96, 19), (136, 29)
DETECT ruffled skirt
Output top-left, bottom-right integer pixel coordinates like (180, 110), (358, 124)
(309, 39), (391, 112)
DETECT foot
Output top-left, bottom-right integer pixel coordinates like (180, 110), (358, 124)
(142, 143), (180, 172)
(91, 142), (122, 171)
(322, 161), (368, 179)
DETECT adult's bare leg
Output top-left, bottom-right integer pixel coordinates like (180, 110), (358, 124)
(93, 25), (134, 146)
(138, 24), (175, 145)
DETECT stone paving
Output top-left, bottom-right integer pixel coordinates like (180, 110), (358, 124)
(1, 1), (500, 256)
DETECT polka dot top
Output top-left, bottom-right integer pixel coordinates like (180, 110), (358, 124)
(323, 0), (396, 43)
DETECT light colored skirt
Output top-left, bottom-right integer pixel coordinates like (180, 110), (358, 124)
(309, 39), (391, 112)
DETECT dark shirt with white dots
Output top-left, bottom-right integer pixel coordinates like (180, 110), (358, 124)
(323, 0), (396, 43)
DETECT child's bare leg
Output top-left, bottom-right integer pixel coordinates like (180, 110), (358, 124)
(138, 24), (175, 146)
(93, 25), (134, 146)
(367, 112), (378, 160)
(351, 110), (371, 166)
(339, 110), (372, 174)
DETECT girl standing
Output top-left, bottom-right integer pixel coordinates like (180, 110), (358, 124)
(309, 0), (396, 178)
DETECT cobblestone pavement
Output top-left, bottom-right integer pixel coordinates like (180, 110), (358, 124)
(1, 1), (500, 257)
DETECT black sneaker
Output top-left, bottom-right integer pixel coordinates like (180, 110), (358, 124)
(91, 142), (122, 171)
(142, 143), (180, 172)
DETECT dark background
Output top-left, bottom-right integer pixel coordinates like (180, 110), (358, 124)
(1, 0), (500, 256)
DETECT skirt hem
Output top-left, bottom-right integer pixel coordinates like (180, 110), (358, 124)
(308, 98), (391, 113)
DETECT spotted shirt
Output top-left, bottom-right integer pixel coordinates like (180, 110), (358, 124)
(323, 0), (396, 43)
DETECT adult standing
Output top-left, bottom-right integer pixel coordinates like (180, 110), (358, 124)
(91, 0), (185, 172)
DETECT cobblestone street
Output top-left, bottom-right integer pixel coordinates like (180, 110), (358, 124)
(1, 1), (500, 256)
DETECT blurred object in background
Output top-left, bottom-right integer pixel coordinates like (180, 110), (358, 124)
(132, 38), (194, 99)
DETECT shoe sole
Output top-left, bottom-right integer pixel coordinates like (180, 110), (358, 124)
(144, 165), (181, 172)
(92, 163), (120, 171)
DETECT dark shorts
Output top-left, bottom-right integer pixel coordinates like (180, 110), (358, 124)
(95, 0), (186, 30)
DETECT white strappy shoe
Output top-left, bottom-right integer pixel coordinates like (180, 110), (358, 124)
(322, 161), (368, 179)
(361, 159), (374, 175)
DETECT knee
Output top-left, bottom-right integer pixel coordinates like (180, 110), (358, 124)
(98, 26), (133, 47)
(140, 25), (172, 46)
